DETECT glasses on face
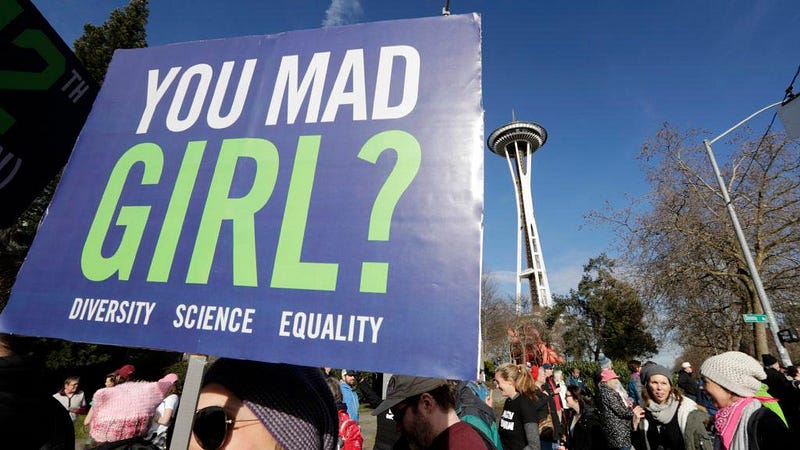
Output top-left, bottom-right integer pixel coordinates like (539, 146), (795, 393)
(192, 406), (261, 450)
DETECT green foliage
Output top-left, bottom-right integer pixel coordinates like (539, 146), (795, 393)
(556, 359), (632, 396)
(32, 339), (113, 370)
(483, 359), (496, 378)
(73, 0), (149, 84)
(0, 174), (60, 311)
(75, 415), (88, 440)
(554, 254), (658, 361)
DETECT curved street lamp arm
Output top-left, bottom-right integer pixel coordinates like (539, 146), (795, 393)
(708, 100), (784, 145)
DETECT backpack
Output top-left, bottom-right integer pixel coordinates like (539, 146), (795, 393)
(338, 409), (363, 450)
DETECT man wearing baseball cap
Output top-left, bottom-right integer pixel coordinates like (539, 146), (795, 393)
(340, 369), (361, 423)
(372, 375), (490, 449)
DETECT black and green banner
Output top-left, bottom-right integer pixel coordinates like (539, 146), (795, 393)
(0, 0), (98, 227)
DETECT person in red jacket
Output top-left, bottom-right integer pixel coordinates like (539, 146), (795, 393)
(326, 376), (364, 449)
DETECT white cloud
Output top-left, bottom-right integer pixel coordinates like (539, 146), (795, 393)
(322, 0), (363, 27)
(546, 264), (583, 297)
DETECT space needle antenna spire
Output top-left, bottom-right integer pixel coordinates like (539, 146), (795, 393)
(487, 117), (552, 312)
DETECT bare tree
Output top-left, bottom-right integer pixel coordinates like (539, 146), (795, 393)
(593, 124), (800, 358)
(480, 275), (516, 363)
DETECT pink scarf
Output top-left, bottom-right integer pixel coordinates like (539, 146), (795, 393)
(713, 397), (758, 449)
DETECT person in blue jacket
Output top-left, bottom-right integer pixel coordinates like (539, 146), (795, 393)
(340, 369), (361, 423)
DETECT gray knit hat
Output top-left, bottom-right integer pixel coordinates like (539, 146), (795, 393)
(204, 358), (337, 450)
(700, 351), (766, 398)
(640, 364), (672, 385)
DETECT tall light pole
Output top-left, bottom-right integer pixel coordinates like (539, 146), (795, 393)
(703, 100), (792, 367)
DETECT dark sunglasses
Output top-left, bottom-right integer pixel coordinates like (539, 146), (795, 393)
(193, 406), (261, 449)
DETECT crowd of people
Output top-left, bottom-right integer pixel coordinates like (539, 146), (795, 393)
(4, 328), (800, 450)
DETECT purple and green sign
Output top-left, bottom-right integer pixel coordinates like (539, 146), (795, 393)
(1, 13), (484, 380)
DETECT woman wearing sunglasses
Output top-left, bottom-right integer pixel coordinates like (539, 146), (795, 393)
(189, 358), (338, 450)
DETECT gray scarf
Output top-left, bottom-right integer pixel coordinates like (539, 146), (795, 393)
(646, 394), (679, 424)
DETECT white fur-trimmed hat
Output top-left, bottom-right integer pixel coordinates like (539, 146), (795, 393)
(700, 351), (766, 398)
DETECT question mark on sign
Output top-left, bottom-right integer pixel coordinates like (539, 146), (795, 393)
(357, 130), (421, 293)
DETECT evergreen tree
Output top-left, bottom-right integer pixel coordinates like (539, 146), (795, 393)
(73, 0), (149, 84)
(555, 254), (657, 361)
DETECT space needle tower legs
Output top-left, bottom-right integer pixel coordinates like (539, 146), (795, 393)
(488, 120), (552, 313)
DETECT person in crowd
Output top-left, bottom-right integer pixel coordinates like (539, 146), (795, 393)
(678, 362), (698, 401)
(537, 363), (564, 416)
(340, 369), (361, 423)
(557, 385), (605, 450)
(761, 353), (800, 437)
(104, 372), (120, 388)
(0, 333), (74, 448)
(494, 363), (542, 450)
(147, 373), (180, 449)
(626, 360), (642, 406)
(754, 380), (787, 425)
(53, 375), (87, 422)
(530, 365), (543, 389)
(190, 358), (338, 450)
(372, 374), (489, 449)
(114, 364), (136, 383)
(631, 363), (712, 450)
(595, 368), (633, 450)
(325, 376), (363, 450)
(541, 365), (556, 399)
(566, 368), (585, 390)
(455, 379), (504, 449)
(535, 369), (563, 450)
(785, 365), (799, 381)
(355, 372), (383, 409)
(700, 351), (788, 449)
(553, 370), (567, 411)
(695, 377), (718, 417)
(468, 378), (493, 408)
(84, 363), (137, 428)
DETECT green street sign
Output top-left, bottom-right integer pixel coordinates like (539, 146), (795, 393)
(743, 314), (768, 323)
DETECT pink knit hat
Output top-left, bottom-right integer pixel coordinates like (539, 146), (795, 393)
(88, 380), (172, 442)
(600, 368), (619, 383)
(159, 373), (179, 384)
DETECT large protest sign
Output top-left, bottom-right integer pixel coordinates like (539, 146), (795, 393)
(0, 13), (484, 380)
(0, 0), (98, 227)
